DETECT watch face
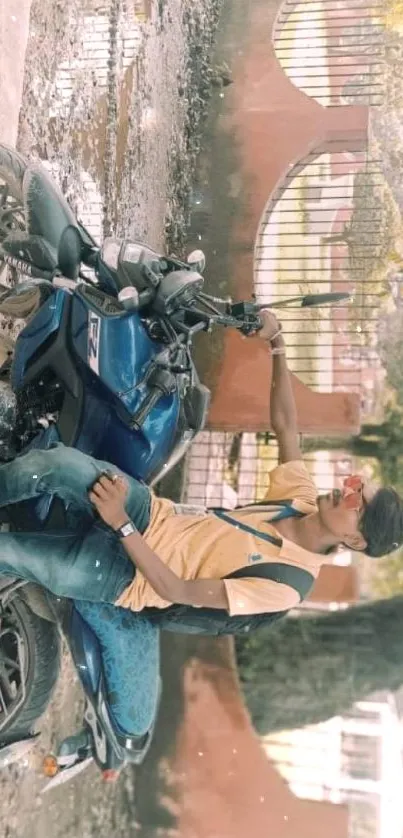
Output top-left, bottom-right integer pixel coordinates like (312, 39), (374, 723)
(121, 522), (134, 537)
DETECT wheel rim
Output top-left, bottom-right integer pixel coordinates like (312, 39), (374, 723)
(0, 602), (28, 734)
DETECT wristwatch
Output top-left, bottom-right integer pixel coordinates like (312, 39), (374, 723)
(116, 520), (136, 538)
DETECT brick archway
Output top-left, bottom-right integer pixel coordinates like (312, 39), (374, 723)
(189, 0), (379, 436)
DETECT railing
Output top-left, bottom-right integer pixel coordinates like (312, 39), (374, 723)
(254, 144), (394, 409)
(184, 431), (354, 506)
(273, 0), (385, 107)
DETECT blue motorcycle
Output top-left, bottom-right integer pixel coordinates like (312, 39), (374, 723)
(0, 144), (258, 788)
(0, 145), (349, 786)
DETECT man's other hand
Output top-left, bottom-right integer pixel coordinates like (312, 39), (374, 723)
(89, 473), (129, 530)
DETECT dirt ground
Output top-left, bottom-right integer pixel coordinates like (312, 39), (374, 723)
(0, 0), (223, 834)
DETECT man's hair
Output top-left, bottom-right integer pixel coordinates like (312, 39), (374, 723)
(360, 487), (403, 558)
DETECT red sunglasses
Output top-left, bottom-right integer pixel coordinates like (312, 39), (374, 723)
(342, 476), (364, 511)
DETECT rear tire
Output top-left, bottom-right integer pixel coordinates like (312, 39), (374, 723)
(0, 145), (27, 196)
(0, 144), (28, 282)
(0, 596), (60, 744)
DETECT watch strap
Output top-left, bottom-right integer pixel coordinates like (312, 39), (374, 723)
(116, 520), (136, 538)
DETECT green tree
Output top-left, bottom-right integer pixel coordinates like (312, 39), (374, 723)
(386, 0), (403, 29)
(372, 550), (403, 597)
(371, 30), (403, 208)
(321, 171), (402, 334)
(236, 596), (403, 734)
(378, 308), (403, 399)
(322, 173), (401, 274)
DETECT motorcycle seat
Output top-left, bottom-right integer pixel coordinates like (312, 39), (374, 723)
(22, 164), (77, 252)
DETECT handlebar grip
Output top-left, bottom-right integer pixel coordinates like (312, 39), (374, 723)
(130, 387), (163, 430)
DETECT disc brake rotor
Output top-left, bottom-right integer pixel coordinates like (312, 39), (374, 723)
(0, 605), (26, 734)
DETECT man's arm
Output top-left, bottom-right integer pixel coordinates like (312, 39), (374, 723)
(115, 526), (229, 609)
(258, 311), (302, 463)
(89, 476), (229, 610)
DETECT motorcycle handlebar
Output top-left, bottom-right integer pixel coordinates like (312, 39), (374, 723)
(205, 292), (350, 333)
(208, 303), (262, 335)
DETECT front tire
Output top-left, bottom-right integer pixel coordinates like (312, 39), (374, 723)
(0, 596), (60, 744)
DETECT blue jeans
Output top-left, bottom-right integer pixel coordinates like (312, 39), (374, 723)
(0, 444), (159, 735)
(0, 443), (150, 600)
(74, 601), (160, 735)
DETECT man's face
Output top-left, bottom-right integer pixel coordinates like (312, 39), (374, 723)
(318, 475), (377, 552)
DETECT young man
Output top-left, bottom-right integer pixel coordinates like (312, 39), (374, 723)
(0, 310), (401, 618)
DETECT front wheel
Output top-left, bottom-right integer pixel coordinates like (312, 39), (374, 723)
(0, 595), (60, 745)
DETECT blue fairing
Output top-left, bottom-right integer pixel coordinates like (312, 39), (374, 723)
(11, 290), (66, 390)
(70, 293), (158, 409)
(70, 294), (180, 480)
(12, 286), (181, 483)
